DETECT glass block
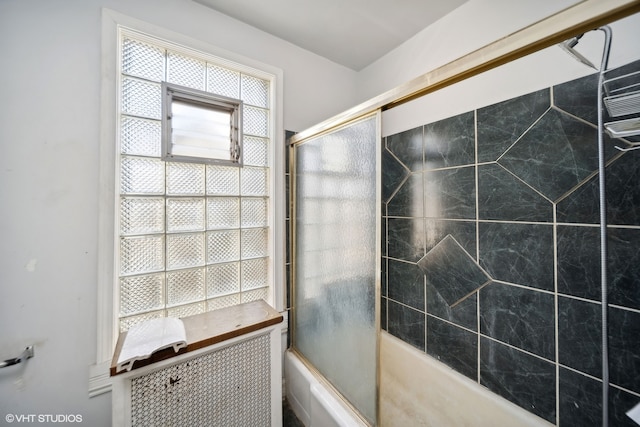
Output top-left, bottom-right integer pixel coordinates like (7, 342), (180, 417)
(121, 116), (161, 157)
(241, 228), (268, 259)
(120, 310), (165, 333)
(241, 198), (268, 228)
(167, 162), (205, 195)
(207, 64), (240, 99)
(207, 197), (240, 229)
(120, 197), (164, 235)
(167, 51), (205, 90)
(122, 77), (162, 119)
(206, 262), (240, 297)
(167, 268), (205, 306)
(167, 302), (205, 318)
(122, 37), (165, 81)
(207, 293), (241, 311)
(241, 287), (268, 303)
(167, 233), (205, 270)
(206, 165), (240, 195)
(241, 167), (268, 196)
(119, 273), (165, 316)
(243, 106), (269, 137)
(243, 136), (269, 167)
(207, 230), (240, 263)
(241, 74), (269, 108)
(167, 198), (205, 232)
(241, 258), (268, 290)
(120, 235), (164, 275)
(120, 156), (165, 195)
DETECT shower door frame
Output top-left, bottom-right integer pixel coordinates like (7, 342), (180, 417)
(289, 111), (382, 426)
(286, 0), (640, 425)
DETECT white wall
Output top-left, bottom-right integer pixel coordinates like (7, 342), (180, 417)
(0, 1), (357, 425)
(381, 12), (640, 137)
(356, 0), (584, 102)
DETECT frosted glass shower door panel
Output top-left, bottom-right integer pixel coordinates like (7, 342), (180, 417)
(293, 113), (379, 425)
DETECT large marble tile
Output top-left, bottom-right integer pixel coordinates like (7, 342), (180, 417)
(557, 225), (601, 301)
(480, 282), (555, 360)
(608, 227), (640, 311)
(381, 296), (388, 331)
(387, 172), (424, 218)
(603, 150), (640, 226)
(610, 384), (640, 427)
(386, 126), (423, 172)
(479, 222), (554, 291)
(480, 337), (556, 424)
(553, 72), (599, 125)
(499, 108), (606, 202)
(558, 225), (640, 310)
(555, 171), (600, 225)
(425, 218), (476, 258)
(556, 144), (640, 225)
(426, 315), (478, 381)
(424, 166), (476, 219)
(424, 111), (475, 169)
(477, 88), (550, 163)
(387, 218), (425, 263)
(478, 163), (553, 222)
(609, 306), (640, 394)
(381, 212), (387, 257)
(559, 367), (640, 427)
(554, 59), (640, 128)
(558, 367), (602, 427)
(382, 147), (410, 203)
(387, 258), (425, 311)
(387, 299), (425, 352)
(427, 284), (477, 331)
(381, 256), (387, 297)
(418, 235), (490, 307)
(558, 296), (602, 378)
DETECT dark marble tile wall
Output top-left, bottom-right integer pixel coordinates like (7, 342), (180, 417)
(381, 59), (640, 426)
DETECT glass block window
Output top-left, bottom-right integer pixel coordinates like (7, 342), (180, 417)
(117, 32), (273, 332)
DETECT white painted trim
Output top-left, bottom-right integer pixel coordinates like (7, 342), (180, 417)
(89, 360), (113, 397)
(92, 7), (284, 396)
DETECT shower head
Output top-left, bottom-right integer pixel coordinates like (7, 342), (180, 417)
(558, 34), (597, 70)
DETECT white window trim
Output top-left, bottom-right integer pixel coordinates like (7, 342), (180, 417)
(92, 8), (285, 396)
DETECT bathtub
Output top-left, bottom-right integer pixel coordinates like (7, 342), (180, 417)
(285, 349), (368, 427)
(285, 331), (553, 427)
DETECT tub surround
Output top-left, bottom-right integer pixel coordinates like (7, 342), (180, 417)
(380, 332), (554, 427)
(382, 59), (640, 425)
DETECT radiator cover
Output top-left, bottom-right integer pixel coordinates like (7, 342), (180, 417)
(112, 326), (282, 426)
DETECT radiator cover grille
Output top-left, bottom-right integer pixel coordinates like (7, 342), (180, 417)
(130, 333), (271, 426)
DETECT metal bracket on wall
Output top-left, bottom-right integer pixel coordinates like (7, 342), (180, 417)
(0, 346), (34, 369)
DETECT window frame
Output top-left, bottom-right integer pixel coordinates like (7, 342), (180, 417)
(162, 82), (244, 166)
(93, 10), (285, 396)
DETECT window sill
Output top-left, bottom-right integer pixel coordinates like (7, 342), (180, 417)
(89, 302), (289, 397)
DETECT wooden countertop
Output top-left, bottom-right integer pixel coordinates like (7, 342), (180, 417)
(110, 300), (283, 376)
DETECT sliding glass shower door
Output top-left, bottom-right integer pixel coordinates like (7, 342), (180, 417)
(291, 112), (380, 425)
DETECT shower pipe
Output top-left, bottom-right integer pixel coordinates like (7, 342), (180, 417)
(561, 25), (612, 427)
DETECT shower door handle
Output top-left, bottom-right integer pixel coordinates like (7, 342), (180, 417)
(0, 346), (34, 368)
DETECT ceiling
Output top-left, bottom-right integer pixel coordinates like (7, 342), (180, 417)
(194, 0), (469, 71)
